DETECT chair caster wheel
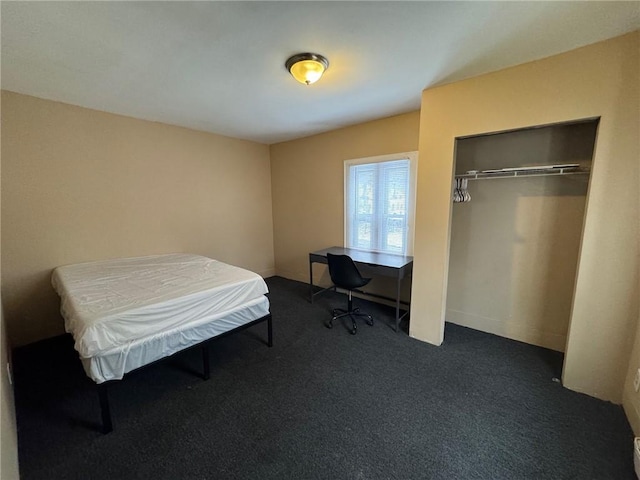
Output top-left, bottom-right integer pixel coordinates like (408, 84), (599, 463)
(366, 318), (374, 326)
(326, 321), (333, 329)
(350, 328), (357, 335)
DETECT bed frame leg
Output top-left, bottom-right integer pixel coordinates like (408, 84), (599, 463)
(98, 383), (113, 434)
(267, 314), (273, 347)
(202, 345), (210, 380)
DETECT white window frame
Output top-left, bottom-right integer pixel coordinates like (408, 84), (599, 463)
(344, 151), (418, 256)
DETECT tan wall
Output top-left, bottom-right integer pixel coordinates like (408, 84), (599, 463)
(448, 177), (588, 352)
(270, 111), (420, 297)
(411, 31), (639, 402)
(1, 309), (20, 480)
(1, 139), (21, 478)
(1, 91), (275, 347)
(447, 123), (594, 352)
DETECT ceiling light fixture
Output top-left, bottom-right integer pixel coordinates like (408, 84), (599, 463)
(285, 53), (329, 85)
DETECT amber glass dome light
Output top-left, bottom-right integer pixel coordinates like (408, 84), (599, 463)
(285, 53), (329, 85)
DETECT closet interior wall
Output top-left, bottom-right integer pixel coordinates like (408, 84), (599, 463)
(446, 121), (597, 352)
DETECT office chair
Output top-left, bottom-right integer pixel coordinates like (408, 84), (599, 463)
(325, 253), (374, 335)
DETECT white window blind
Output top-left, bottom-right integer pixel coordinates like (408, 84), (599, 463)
(345, 153), (417, 255)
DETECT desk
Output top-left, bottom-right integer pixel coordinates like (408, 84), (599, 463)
(309, 246), (413, 332)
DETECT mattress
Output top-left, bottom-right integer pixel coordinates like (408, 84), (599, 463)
(52, 253), (269, 358)
(83, 295), (270, 383)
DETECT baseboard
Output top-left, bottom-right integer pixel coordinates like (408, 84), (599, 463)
(258, 267), (276, 279)
(446, 308), (567, 352)
(274, 270), (404, 310)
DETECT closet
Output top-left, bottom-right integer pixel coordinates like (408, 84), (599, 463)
(446, 119), (598, 352)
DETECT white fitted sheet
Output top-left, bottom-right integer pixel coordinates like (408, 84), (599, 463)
(52, 254), (269, 358)
(82, 295), (270, 383)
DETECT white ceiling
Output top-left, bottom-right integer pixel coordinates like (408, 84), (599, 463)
(2, 2), (638, 144)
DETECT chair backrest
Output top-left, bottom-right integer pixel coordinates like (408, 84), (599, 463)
(326, 253), (369, 290)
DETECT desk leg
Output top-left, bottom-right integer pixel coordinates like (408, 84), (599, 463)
(395, 275), (402, 332)
(309, 260), (314, 303)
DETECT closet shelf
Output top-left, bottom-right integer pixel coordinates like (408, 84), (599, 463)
(455, 165), (590, 180)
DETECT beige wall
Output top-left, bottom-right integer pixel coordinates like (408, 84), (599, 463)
(411, 31), (639, 403)
(1, 138), (21, 478)
(1, 91), (275, 347)
(270, 111), (420, 297)
(448, 177), (588, 352)
(1, 309), (20, 480)
(447, 123), (594, 352)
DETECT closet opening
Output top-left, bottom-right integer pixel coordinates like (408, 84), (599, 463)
(446, 118), (599, 359)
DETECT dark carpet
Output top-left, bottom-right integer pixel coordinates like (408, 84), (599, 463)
(13, 276), (635, 479)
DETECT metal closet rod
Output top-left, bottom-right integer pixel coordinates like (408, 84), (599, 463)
(455, 166), (591, 181)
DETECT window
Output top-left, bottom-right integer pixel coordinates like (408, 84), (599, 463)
(344, 152), (417, 255)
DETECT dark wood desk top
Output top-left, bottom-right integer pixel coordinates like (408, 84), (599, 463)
(310, 246), (413, 269)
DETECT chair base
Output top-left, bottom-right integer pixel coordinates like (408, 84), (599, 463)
(326, 307), (374, 335)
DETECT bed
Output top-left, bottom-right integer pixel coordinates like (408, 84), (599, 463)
(51, 253), (272, 433)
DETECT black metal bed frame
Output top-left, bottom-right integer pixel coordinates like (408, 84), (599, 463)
(96, 312), (272, 434)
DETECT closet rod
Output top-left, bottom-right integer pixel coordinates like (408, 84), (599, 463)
(455, 167), (590, 181)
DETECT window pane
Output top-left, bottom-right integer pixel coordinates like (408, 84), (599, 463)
(384, 165), (408, 216)
(355, 168), (374, 215)
(355, 218), (372, 249)
(384, 216), (405, 252)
